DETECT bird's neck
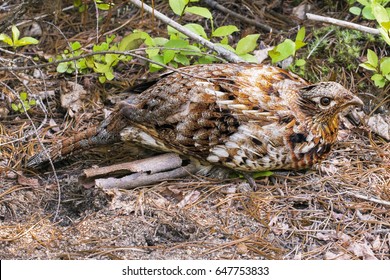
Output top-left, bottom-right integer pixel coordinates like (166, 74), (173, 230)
(312, 115), (340, 144)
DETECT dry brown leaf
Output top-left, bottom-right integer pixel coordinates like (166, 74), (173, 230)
(367, 113), (390, 141)
(60, 81), (87, 117)
(17, 173), (39, 187)
(177, 190), (200, 208)
(347, 241), (377, 260)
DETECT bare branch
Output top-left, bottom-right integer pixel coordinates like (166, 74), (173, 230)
(306, 13), (380, 35)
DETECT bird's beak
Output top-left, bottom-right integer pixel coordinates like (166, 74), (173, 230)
(345, 94), (364, 108)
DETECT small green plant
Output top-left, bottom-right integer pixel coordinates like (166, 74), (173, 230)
(73, 0), (114, 12)
(360, 49), (390, 87)
(143, 0), (259, 72)
(349, 0), (390, 20)
(268, 27), (307, 64)
(349, 1), (390, 88)
(54, 0), (260, 79)
(55, 35), (134, 83)
(11, 92), (36, 113)
(0, 25), (39, 49)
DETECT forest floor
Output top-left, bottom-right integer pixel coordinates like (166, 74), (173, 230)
(0, 0), (389, 260)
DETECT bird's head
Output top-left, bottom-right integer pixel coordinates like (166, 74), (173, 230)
(296, 82), (363, 125)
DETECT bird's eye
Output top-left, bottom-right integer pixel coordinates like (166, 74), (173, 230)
(320, 97), (331, 106)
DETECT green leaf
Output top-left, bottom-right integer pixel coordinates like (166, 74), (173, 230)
(164, 39), (189, 49)
(174, 53), (190, 65)
(184, 6), (212, 19)
(29, 99), (36, 106)
(104, 71), (115, 80)
(0, 34), (13, 46)
(239, 53), (258, 63)
(371, 73), (385, 80)
(372, 3), (389, 23)
(371, 74), (387, 87)
(381, 21), (390, 30)
(349, 6), (362, 16)
(11, 25), (20, 43)
(11, 103), (18, 111)
(197, 55), (217, 64)
(235, 34), (260, 55)
(96, 2), (113, 11)
(152, 37), (169, 46)
(179, 44), (201, 56)
(380, 57), (390, 75)
(167, 26), (188, 39)
(359, 62), (377, 71)
(379, 26), (390, 45)
(362, 6), (375, 20)
(71, 41), (82, 51)
(145, 48), (160, 58)
(74, 0), (82, 7)
(215, 43), (236, 54)
(14, 37), (39, 47)
(93, 62), (110, 74)
(119, 32), (149, 51)
(20, 92), (28, 101)
(268, 39), (296, 64)
(367, 49), (378, 68)
(295, 27), (306, 43)
(105, 53), (119, 66)
(294, 40), (306, 51)
(252, 171), (273, 179)
(169, 0), (189, 16)
(356, 0), (369, 5)
(149, 55), (165, 72)
(212, 25), (239, 37)
(163, 49), (176, 64)
(294, 27), (306, 51)
(184, 23), (207, 38)
(220, 36), (228, 45)
(76, 59), (87, 70)
(98, 76), (106, 83)
(295, 58), (306, 66)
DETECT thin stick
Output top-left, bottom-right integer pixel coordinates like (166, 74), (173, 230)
(83, 153), (183, 178)
(202, 0), (273, 33)
(128, 0), (244, 63)
(347, 191), (390, 206)
(95, 163), (200, 189)
(306, 13), (380, 35)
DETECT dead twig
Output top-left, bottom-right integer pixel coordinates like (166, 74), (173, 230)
(306, 13), (380, 35)
(95, 163), (199, 189)
(202, 0), (274, 33)
(83, 153), (183, 178)
(346, 191), (390, 207)
(82, 153), (201, 189)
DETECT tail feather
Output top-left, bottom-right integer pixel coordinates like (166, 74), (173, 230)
(26, 112), (127, 168)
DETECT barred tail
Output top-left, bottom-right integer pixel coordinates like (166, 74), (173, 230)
(26, 112), (126, 168)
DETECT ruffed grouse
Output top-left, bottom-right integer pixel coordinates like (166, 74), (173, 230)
(27, 63), (363, 173)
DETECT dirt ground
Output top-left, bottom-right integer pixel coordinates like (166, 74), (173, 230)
(0, 0), (389, 260)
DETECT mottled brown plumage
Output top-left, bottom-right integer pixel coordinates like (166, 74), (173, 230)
(27, 63), (363, 172)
